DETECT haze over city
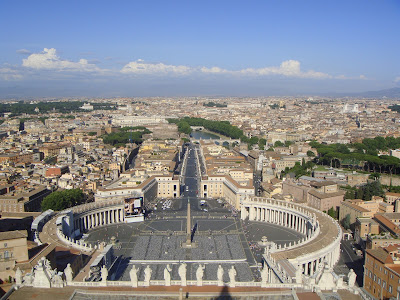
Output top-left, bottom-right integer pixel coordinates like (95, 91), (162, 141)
(1, 0), (399, 97)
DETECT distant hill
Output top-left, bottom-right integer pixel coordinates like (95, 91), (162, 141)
(355, 87), (400, 99)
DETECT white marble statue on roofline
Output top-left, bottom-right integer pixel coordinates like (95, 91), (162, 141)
(64, 263), (73, 284)
(130, 265), (139, 287)
(178, 262), (187, 286)
(101, 265), (108, 282)
(217, 265), (224, 286)
(144, 265), (152, 286)
(15, 267), (23, 286)
(261, 265), (269, 287)
(229, 266), (237, 287)
(196, 264), (205, 286)
(164, 264), (172, 286)
(348, 269), (356, 288)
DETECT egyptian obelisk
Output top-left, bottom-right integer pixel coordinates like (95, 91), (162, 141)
(182, 198), (197, 248)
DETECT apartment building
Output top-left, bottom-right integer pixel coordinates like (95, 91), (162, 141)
(364, 245), (400, 299)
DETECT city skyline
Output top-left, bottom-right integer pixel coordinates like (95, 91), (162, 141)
(0, 0), (399, 97)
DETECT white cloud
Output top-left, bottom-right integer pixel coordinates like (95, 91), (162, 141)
(0, 67), (23, 81)
(200, 60), (331, 79)
(395, 76), (400, 83)
(122, 59), (331, 79)
(334, 74), (368, 80)
(121, 59), (192, 75)
(22, 48), (102, 72)
(16, 49), (31, 55)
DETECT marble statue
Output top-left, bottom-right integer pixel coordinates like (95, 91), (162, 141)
(51, 272), (64, 288)
(178, 263), (187, 286)
(33, 258), (52, 288)
(15, 267), (23, 285)
(23, 272), (34, 286)
(336, 275), (344, 289)
(144, 265), (152, 286)
(64, 263), (73, 284)
(217, 265), (224, 286)
(101, 265), (108, 282)
(348, 269), (356, 288)
(164, 264), (172, 286)
(229, 266), (237, 287)
(261, 266), (269, 287)
(129, 265), (138, 287)
(196, 264), (204, 286)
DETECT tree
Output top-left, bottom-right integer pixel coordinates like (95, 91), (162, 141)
(41, 189), (85, 211)
(284, 140), (293, 147)
(369, 172), (381, 181)
(258, 138), (267, 150)
(327, 207), (337, 219)
(342, 214), (351, 230)
(307, 150), (315, 157)
(274, 141), (284, 147)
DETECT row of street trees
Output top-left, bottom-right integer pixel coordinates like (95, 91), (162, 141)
(309, 137), (400, 174)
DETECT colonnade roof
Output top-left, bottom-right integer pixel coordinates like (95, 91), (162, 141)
(271, 208), (339, 261)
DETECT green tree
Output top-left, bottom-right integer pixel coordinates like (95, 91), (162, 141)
(41, 189), (85, 211)
(342, 214), (351, 230)
(258, 138), (267, 150)
(327, 207), (337, 219)
(307, 150), (315, 157)
(274, 141), (284, 147)
(369, 172), (381, 181)
(284, 140), (293, 147)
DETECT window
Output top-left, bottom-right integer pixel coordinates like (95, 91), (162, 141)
(369, 271), (372, 278)
(383, 281), (386, 289)
(373, 274), (376, 282)
(4, 243), (7, 248)
(4, 251), (9, 259)
(378, 278), (381, 285)
(389, 285), (393, 293)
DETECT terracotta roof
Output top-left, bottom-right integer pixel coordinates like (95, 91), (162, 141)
(386, 192), (400, 197)
(308, 189), (345, 199)
(366, 247), (394, 264)
(374, 214), (400, 235)
(0, 230), (28, 241)
(342, 201), (370, 213)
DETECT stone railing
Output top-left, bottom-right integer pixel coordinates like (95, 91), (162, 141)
(56, 228), (94, 252)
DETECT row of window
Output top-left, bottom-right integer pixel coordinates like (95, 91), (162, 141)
(366, 268), (394, 293)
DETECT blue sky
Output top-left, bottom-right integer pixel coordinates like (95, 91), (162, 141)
(0, 0), (399, 97)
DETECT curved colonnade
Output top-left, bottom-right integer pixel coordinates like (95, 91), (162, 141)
(241, 197), (342, 281)
(52, 196), (340, 285)
(53, 200), (125, 252)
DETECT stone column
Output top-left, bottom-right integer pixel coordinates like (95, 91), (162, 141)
(241, 206), (246, 220)
(249, 206), (254, 220)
